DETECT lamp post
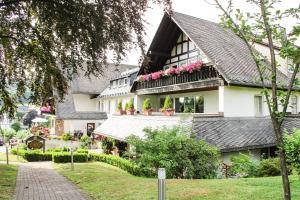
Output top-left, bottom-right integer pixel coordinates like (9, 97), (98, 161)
(5, 144), (9, 165)
(70, 147), (74, 171)
(158, 168), (166, 200)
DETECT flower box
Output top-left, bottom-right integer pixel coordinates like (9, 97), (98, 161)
(163, 109), (174, 116)
(126, 109), (135, 115)
(143, 109), (152, 116)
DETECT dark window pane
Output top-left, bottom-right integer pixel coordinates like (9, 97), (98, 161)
(195, 96), (204, 113)
(175, 97), (184, 113)
(160, 98), (165, 109)
(184, 97), (194, 113)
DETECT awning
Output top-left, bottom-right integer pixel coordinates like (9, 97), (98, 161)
(94, 115), (192, 141)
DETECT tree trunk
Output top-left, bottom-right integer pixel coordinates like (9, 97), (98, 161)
(274, 125), (291, 200)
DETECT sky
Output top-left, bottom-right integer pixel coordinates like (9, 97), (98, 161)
(119, 0), (300, 65)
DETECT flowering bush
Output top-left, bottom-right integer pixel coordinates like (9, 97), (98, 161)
(136, 60), (204, 82)
(151, 71), (163, 80)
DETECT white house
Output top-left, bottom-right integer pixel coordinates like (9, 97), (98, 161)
(94, 12), (300, 162)
(54, 64), (136, 135)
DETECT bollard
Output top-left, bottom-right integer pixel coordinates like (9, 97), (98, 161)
(158, 168), (166, 200)
(70, 148), (74, 171)
(6, 145), (9, 165)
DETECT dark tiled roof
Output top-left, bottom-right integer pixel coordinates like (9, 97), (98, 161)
(192, 116), (300, 152)
(56, 93), (107, 120)
(171, 12), (290, 88)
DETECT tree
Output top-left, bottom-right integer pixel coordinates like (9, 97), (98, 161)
(209, 0), (300, 199)
(0, 0), (172, 118)
(127, 126), (220, 179)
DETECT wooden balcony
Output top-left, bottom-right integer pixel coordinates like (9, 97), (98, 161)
(135, 66), (220, 93)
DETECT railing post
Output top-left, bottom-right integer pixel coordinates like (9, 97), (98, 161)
(158, 168), (166, 200)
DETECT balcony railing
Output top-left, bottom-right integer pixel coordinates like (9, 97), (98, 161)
(136, 66), (219, 90)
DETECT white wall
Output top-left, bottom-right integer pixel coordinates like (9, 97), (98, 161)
(254, 43), (289, 75)
(223, 86), (300, 117)
(73, 94), (98, 112)
(99, 95), (134, 114)
(64, 120), (104, 134)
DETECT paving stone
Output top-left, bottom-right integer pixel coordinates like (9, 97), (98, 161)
(13, 162), (91, 200)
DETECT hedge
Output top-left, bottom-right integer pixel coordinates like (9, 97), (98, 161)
(23, 151), (53, 162)
(52, 152), (88, 163)
(89, 153), (153, 177)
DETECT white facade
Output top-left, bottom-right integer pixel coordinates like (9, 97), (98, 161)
(73, 94), (98, 112)
(63, 119), (104, 134)
(99, 94), (135, 114)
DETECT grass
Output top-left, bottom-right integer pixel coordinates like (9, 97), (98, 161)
(0, 164), (18, 200)
(0, 152), (27, 163)
(56, 162), (300, 200)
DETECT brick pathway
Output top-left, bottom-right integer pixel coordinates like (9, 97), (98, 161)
(13, 162), (91, 200)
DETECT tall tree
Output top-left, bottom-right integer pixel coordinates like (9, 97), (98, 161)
(209, 0), (299, 199)
(0, 0), (172, 117)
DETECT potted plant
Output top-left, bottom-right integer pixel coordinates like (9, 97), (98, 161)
(126, 98), (135, 115)
(142, 98), (152, 116)
(116, 101), (123, 115)
(162, 96), (174, 116)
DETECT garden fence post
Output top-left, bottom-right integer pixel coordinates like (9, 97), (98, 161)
(158, 168), (166, 200)
(6, 145), (9, 165)
(71, 148), (74, 171)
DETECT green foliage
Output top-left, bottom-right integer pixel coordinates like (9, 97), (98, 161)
(52, 152), (88, 163)
(23, 150), (52, 162)
(89, 153), (152, 177)
(125, 102), (129, 111)
(284, 130), (300, 175)
(0, 0), (171, 118)
(257, 158), (282, 177)
(126, 126), (220, 179)
(117, 101), (123, 111)
(16, 130), (30, 140)
(126, 98), (134, 110)
(62, 133), (73, 141)
(162, 96), (173, 110)
(1, 128), (16, 142)
(142, 98), (152, 110)
(229, 153), (258, 177)
(102, 138), (115, 154)
(10, 122), (21, 132)
(80, 135), (92, 149)
(76, 149), (89, 154)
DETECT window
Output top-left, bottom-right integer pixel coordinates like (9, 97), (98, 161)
(112, 81), (117, 88)
(189, 41), (195, 50)
(176, 44), (182, 55)
(291, 96), (297, 114)
(160, 98), (166, 109)
(174, 96), (204, 113)
(182, 42), (188, 53)
(163, 65), (170, 70)
(124, 78), (128, 85)
(255, 96), (263, 117)
(179, 60), (187, 67)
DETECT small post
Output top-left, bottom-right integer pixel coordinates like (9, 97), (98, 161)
(70, 147), (74, 171)
(6, 145), (9, 165)
(158, 168), (166, 200)
(17, 144), (19, 160)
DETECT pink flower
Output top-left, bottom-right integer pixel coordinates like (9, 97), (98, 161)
(164, 68), (177, 76)
(136, 75), (145, 82)
(144, 74), (152, 81)
(175, 66), (187, 74)
(186, 61), (204, 73)
(151, 71), (163, 80)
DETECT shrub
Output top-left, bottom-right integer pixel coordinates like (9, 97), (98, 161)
(126, 98), (134, 110)
(62, 133), (73, 141)
(257, 158), (282, 177)
(80, 135), (92, 149)
(76, 148), (88, 154)
(284, 129), (300, 175)
(229, 153), (258, 177)
(16, 130), (30, 140)
(126, 126), (220, 179)
(52, 152), (88, 163)
(101, 138), (114, 154)
(162, 96), (173, 111)
(117, 101), (122, 111)
(23, 150), (52, 161)
(11, 122), (21, 132)
(2, 128), (16, 142)
(142, 98), (152, 111)
(89, 153), (152, 177)
(11, 148), (26, 157)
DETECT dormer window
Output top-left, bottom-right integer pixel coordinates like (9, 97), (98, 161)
(124, 78), (128, 85)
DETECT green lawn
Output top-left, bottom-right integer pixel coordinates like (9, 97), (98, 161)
(56, 162), (300, 200)
(0, 152), (27, 163)
(0, 164), (18, 200)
